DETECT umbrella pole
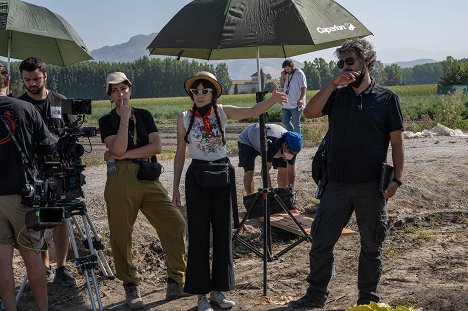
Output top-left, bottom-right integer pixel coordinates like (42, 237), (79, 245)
(232, 51), (313, 298)
(257, 46), (271, 296)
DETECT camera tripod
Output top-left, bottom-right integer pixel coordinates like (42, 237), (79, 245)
(232, 92), (311, 295)
(15, 199), (114, 311)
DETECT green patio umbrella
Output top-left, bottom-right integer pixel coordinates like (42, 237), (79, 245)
(0, 0), (93, 71)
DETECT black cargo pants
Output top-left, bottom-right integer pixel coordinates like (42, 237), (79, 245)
(306, 180), (388, 304)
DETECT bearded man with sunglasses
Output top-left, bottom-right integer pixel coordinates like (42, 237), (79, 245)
(289, 39), (404, 309)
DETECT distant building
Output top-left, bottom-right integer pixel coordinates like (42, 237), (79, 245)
(229, 71), (279, 95)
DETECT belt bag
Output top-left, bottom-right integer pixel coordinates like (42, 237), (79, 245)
(137, 161), (163, 181)
(195, 163), (230, 188)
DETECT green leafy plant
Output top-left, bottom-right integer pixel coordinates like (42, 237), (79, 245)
(346, 301), (421, 311)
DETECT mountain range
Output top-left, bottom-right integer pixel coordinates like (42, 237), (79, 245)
(90, 33), (440, 80)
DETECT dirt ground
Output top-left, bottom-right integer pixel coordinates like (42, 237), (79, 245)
(12, 130), (468, 311)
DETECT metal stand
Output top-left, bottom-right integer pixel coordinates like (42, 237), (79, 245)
(14, 200), (113, 311)
(232, 92), (311, 296)
(62, 200), (106, 311)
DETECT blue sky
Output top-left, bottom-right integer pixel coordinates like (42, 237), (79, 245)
(24, 0), (468, 63)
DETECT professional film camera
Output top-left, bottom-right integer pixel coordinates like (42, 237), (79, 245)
(38, 125), (98, 202)
(19, 99), (110, 310)
(22, 99), (98, 212)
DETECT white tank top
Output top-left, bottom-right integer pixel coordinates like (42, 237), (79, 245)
(182, 104), (228, 161)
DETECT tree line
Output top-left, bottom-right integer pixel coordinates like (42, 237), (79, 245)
(8, 57), (231, 100)
(301, 56), (468, 89)
(7, 56), (467, 99)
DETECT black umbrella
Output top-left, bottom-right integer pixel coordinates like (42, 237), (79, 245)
(148, 0), (372, 61)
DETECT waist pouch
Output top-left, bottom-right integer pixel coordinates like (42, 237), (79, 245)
(137, 161), (163, 181)
(194, 162), (230, 188)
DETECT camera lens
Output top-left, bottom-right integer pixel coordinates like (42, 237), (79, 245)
(70, 144), (85, 158)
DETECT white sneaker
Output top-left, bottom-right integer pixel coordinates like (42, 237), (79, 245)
(197, 295), (214, 311)
(209, 291), (236, 309)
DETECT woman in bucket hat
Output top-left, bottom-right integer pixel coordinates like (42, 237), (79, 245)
(172, 71), (287, 311)
(98, 72), (188, 310)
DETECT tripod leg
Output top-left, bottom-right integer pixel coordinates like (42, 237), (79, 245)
(96, 250), (114, 279)
(15, 275), (28, 304)
(67, 217), (103, 311)
(232, 192), (261, 240)
(273, 193), (312, 242)
(71, 215), (114, 279)
(232, 192), (266, 258)
(79, 214), (105, 311)
(83, 214), (114, 279)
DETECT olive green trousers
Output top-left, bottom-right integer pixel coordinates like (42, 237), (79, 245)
(104, 161), (186, 285)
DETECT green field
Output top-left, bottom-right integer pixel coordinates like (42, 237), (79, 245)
(86, 84), (468, 145)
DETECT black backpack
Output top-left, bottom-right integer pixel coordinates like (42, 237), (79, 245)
(311, 131), (329, 198)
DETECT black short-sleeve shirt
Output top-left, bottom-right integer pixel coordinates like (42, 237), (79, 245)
(0, 97), (52, 194)
(322, 81), (403, 183)
(98, 108), (158, 150)
(18, 91), (76, 130)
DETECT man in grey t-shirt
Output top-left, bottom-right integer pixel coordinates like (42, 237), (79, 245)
(238, 123), (302, 194)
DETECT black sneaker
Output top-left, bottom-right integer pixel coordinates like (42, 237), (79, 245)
(55, 266), (76, 287)
(45, 265), (55, 283)
(288, 292), (326, 309)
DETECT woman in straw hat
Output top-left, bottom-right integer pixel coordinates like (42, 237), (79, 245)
(98, 72), (187, 310)
(172, 71), (287, 311)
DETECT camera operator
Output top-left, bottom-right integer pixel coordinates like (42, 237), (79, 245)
(0, 62), (55, 311)
(17, 56), (76, 287)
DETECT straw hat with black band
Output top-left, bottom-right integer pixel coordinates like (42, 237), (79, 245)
(184, 71), (222, 99)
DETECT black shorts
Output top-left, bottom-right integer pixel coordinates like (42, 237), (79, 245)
(238, 140), (297, 171)
(238, 142), (260, 171)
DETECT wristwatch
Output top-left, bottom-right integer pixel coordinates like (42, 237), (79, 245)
(392, 177), (403, 187)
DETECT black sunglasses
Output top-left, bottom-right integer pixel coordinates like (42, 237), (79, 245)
(337, 57), (357, 69)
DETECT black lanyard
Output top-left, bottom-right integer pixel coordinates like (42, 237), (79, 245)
(286, 69), (296, 88)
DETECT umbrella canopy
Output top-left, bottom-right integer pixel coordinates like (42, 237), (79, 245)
(0, 0), (92, 67)
(148, 0), (372, 60)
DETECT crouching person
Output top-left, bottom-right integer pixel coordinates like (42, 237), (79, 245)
(238, 123), (302, 195)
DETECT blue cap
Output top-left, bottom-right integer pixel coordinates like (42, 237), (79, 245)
(283, 131), (302, 153)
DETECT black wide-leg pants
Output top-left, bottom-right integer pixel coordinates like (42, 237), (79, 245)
(183, 161), (235, 294)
